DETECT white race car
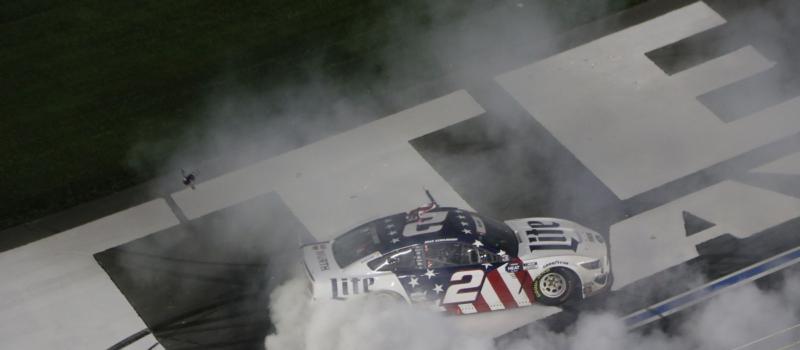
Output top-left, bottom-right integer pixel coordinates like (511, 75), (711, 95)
(302, 199), (611, 314)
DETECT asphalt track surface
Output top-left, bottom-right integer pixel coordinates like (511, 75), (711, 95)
(88, 1), (800, 349)
(5, 0), (800, 349)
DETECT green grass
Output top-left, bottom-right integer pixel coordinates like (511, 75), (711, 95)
(0, 0), (645, 230)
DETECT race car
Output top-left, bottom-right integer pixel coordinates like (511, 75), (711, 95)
(301, 197), (611, 314)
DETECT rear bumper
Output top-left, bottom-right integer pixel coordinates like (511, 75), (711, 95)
(301, 241), (337, 280)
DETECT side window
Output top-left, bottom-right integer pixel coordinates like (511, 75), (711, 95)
(461, 245), (480, 265)
(460, 245), (502, 265)
(475, 247), (502, 264)
(367, 246), (420, 272)
(424, 242), (484, 268)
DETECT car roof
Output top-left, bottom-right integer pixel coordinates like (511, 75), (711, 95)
(359, 207), (496, 254)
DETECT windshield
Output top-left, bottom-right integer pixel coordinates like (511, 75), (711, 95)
(332, 223), (382, 267)
(472, 213), (518, 257)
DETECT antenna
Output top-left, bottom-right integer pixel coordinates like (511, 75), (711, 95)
(424, 189), (437, 206)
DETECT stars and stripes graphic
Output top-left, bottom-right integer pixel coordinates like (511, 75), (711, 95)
(438, 260), (539, 315)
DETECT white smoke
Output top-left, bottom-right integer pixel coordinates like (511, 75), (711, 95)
(266, 270), (800, 350)
(120, 0), (800, 349)
(683, 282), (798, 350)
(265, 275), (491, 350)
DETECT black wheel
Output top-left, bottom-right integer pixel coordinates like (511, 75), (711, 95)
(533, 268), (579, 306)
(604, 272), (614, 292)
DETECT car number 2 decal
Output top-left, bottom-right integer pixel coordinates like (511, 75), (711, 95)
(441, 270), (484, 304)
(403, 211), (449, 236)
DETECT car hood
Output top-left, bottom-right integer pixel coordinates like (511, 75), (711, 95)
(504, 218), (607, 259)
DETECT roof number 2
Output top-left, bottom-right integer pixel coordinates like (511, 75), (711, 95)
(403, 211), (449, 236)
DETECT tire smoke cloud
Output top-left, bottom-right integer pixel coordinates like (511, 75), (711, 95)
(265, 270), (800, 350)
(123, 0), (800, 348)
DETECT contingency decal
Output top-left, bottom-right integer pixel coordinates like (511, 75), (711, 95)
(313, 244), (331, 271)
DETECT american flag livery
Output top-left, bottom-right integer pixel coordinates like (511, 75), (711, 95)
(302, 206), (612, 311)
(396, 258), (541, 315)
(445, 267), (537, 314)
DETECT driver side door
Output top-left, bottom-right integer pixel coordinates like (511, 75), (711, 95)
(437, 244), (535, 313)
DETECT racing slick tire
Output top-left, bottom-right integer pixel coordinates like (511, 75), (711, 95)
(533, 268), (579, 306)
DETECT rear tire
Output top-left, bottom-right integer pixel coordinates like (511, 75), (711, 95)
(533, 268), (579, 306)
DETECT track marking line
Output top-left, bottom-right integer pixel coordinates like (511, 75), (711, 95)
(732, 323), (800, 350)
(775, 339), (800, 350)
(623, 246), (800, 329)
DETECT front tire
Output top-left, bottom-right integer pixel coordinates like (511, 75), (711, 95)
(533, 268), (579, 306)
